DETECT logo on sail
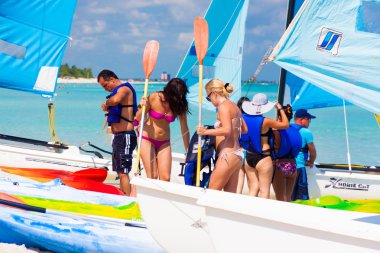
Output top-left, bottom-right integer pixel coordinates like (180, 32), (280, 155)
(317, 28), (343, 55)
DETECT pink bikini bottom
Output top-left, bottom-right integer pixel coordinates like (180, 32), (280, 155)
(141, 135), (170, 150)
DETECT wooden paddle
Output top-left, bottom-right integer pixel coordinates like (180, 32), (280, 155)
(134, 40), (160, 175)
(194, 17), (209, 187)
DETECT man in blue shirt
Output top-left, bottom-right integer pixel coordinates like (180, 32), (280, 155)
(291, 109), (317, 200)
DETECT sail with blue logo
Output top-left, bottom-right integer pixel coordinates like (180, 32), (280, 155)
(177, 0), (249, 111)
(281, 0), (351, 110)
(0, 0), (77, 97)
(272, 0), (380, 115)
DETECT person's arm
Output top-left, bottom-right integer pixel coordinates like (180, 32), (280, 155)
(102, 116), (108, 132)
(306, 142), (317, 168)
(104, 86), (128, 107)
(198, 104), (231, 136)
(135, 95), (151, 122)
(179, 113), (190, 152)
(241, 117), (248, 134)
(264, 104), (289, 130)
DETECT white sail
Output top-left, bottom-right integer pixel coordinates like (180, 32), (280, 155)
(270, 0), (380, 115)
(177, 0), (249, 111)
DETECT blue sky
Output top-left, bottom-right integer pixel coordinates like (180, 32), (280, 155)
(62, 0), (288, 81)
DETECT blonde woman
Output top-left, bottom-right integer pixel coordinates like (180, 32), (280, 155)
(197, 79), (247, 192)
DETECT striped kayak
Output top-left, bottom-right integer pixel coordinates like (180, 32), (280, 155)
(0, 166), (108, 182)
(294, 195), (380, 214)
(0, 205), (164, 253)
(0, 169), (123, 195)
(11, 194), (142, 221)
(0, 178), (143, 222)
(0, 177), (127, 205)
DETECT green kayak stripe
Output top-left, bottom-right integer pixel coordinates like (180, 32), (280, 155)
(294, 195), (380, 214)
(15, 195), (143, 221)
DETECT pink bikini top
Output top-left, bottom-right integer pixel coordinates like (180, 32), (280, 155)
(149, 109), (176, 123)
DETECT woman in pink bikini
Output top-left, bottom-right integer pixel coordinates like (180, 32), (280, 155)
(197, 79), (248, 192)
(135, 78), (190, 181)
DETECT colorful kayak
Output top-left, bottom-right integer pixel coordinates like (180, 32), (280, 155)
(0, 166), (107, 182)
(12, 194), (142, 221)
(0, 205), (164, 253)
(294, 195), (380, 214)
(0, 167), (123, 195)
(0, 192), (25, 206)
(0, 177), (127, 205)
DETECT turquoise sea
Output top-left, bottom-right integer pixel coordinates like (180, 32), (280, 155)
(0, 83), (378, 166)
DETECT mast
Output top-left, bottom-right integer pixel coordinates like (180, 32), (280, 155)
(278, 0), (296, 105)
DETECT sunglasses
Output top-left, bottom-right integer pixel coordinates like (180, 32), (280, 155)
(206, 92), (213, 102)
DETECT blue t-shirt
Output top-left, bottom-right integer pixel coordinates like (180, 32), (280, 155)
(295, 127), (313, 168)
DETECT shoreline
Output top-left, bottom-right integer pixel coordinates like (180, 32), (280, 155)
(57, 77), (167, 85)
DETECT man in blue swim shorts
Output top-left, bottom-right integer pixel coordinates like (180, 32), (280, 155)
(291, 109), (317, 200)
(98, 69), (138, 196)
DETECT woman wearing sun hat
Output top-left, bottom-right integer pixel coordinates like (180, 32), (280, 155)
(239, 93), (289, 198)
(197, 79), (248, 192)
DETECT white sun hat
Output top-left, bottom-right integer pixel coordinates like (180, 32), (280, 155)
(242, 93), (275, 115)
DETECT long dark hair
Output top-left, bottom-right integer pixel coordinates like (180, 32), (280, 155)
(162, 78), (189, 117)
(237, 96), (250, 113)
(278, 104), (293, 121)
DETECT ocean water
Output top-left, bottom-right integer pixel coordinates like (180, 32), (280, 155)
(0, 83), (378, 165)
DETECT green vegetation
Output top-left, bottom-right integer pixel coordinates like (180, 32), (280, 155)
(59, 64), (93, 78)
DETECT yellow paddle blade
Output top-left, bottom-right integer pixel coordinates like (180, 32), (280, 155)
(375, 113), (380, 127)
(194, 17), (209, 65)
(142, 40), (159, 79)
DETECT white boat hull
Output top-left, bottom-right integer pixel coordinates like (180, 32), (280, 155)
(0, 143), (111, 171)
(198, 190), (380, 253)
(308, 167), (380, 199)
(170, 155), (380, 200)
(131, 177), (216, 253)
(0, 142), (118, 182)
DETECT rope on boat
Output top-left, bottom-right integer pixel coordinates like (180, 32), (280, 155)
(78, 142), (112, 159)
(244, 46), (273, 97)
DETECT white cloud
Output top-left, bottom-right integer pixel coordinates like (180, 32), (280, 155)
(121, 44), (140, 54)
(81, 20), (106, 35)
(71, 36), (98, 50)
(128, 10), (150, 20)
(178, 32), (193, 44)
(65, 0), (290, 81)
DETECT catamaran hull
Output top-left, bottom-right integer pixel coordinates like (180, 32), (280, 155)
(132, 177), (216, 253)
(0, 143), (112, 171)
(308, 167), (380, 199)
(0, 205), (164, 253)
(0, 143), (118, 182)
(198, 190), (380, 253)
(0, 143), (188, 185)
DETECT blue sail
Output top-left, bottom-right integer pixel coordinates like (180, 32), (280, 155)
(0, 0), (77, 96)
(274, 0), (380, 113)
(177, 0), (249, 111)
